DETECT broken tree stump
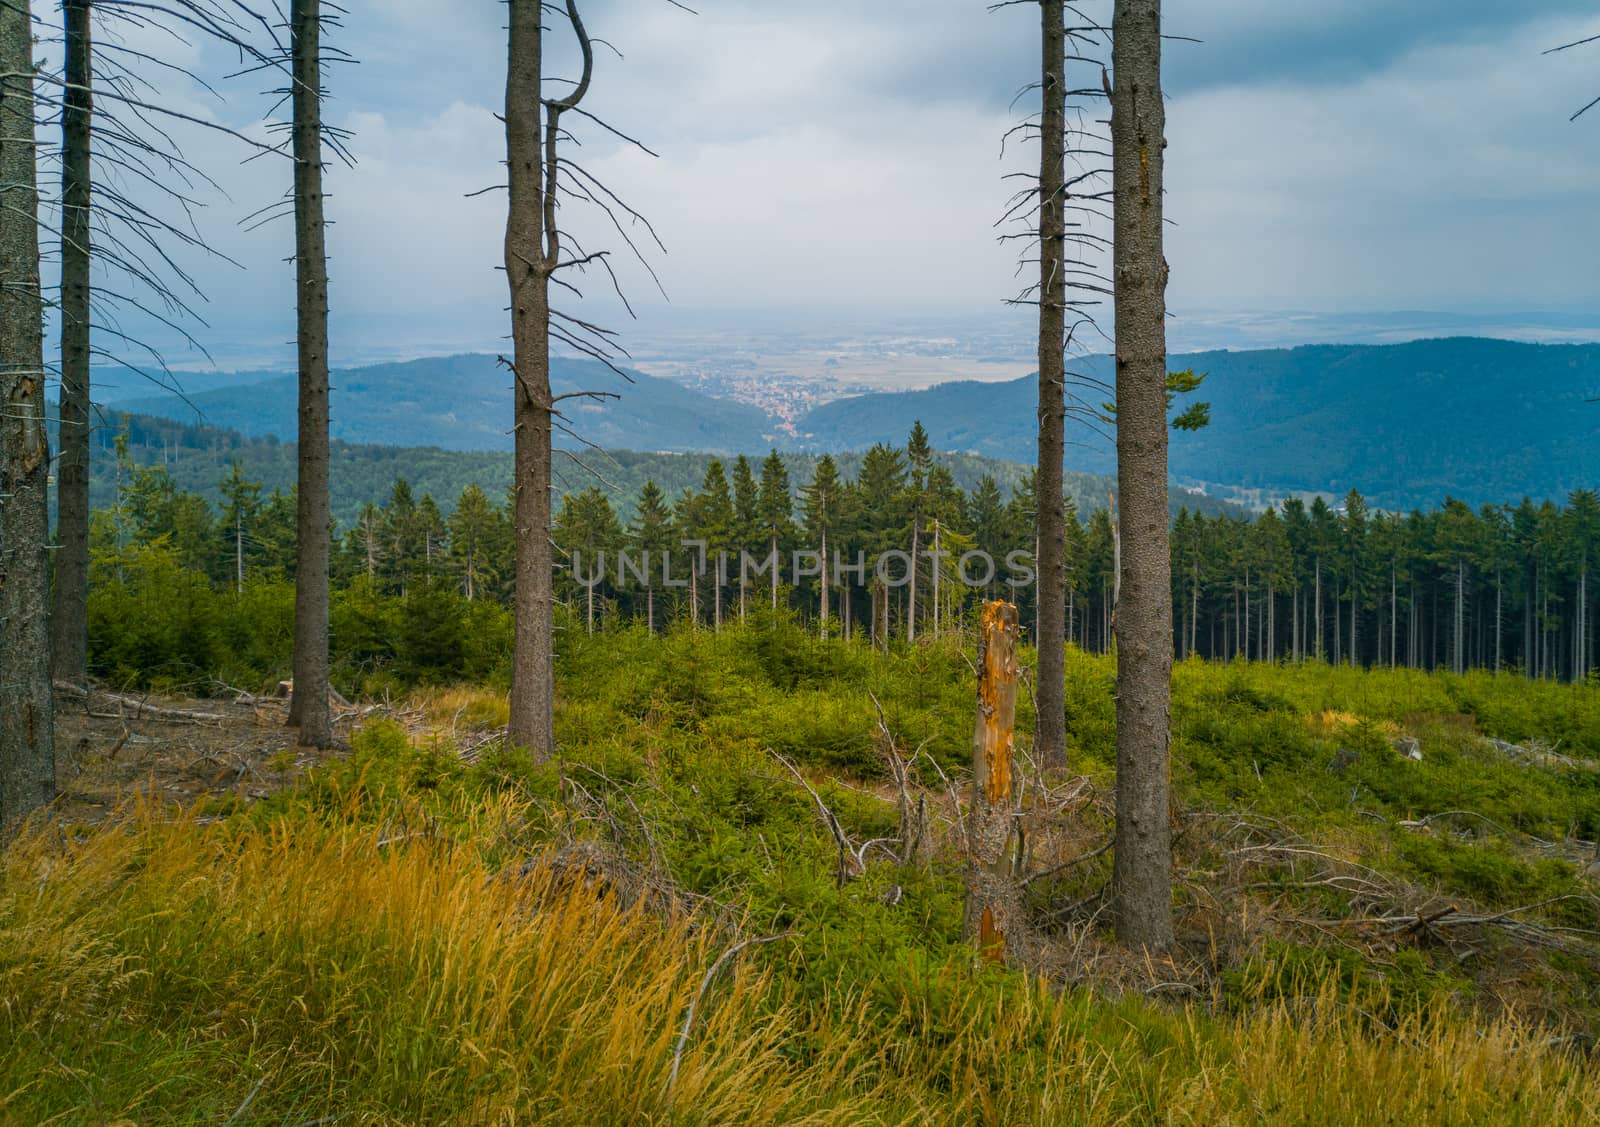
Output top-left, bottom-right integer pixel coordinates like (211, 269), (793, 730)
(962, 600), (1026, 964)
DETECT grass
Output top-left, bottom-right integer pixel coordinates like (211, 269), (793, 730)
(5, 797), (1600, 1124)
(8, 615), (1600, 1123)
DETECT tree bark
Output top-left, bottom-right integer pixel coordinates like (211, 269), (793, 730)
(1033, 0), (1069, 773)
(907, 519), (920, 642)
(50, 0), (92, 687)
(1109, 0), (1173, 951)
(287, 0), (334, 748)
(962, 601), (1025, 964)
(505, 0), (562, 756)
(819, 525), (829, 640)
(0, 0), (56, 836)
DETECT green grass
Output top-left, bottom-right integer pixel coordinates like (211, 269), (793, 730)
(8, 618), (1600, 1123)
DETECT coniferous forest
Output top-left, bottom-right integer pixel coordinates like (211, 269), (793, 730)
(91, 420), (1600, 692)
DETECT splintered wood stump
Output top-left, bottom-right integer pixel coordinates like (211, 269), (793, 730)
(962, 600), (1024, 964)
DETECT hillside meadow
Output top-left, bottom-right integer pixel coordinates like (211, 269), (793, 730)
(8, 613), (1600, 1123)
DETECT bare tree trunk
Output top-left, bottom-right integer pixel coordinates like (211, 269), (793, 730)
(1350, 571), (1358, 668)
(962, 601), (1025, 963)
(1314, 557), (1323, 661)
(287, 0), (333, 748)
(1190, 560), (1198, 658)
(819, 525), (829, 640)
(506, 0), (560, 756)
(873, 578), (889, 650)
(1484, 566), (1497, 672)
(1109, 0), (1173, 951)
(0, 0), (55, 836)
(50, 0), (92, 687)
(1032, 0), (1069, 771)
(1391, 565), (1398, 668)
(908, 519), (920, 642)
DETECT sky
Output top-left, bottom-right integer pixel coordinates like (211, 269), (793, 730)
(40, 0), (1600, 372)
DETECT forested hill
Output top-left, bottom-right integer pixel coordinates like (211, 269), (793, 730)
(797, 337), (1600, 510)
(89, 411), (1246, 527)
(107, 353), (775, 454)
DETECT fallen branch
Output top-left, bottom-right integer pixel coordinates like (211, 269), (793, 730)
(1023, 837), (1112, 887)
(666, 931), (796, 1098)
(54, 681), (226, 724)
(770, 749), (859, 887)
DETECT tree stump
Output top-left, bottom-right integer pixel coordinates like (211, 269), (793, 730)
(962, 600), (1025, 964)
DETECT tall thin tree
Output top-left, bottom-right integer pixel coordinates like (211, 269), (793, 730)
(50, 0), (93, 686)
(286, 0), (333, 747)
(503, 0), (661, 749)
(0, 0), (55, 836)
(505, 0), (589, 754)
(1034, 0), (1069, 771)
(1108, 0), (1174, 950)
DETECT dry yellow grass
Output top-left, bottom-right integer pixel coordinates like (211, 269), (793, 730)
(1307, 708), (1403, 740)
(0, 796), (876, 1124)
(419, 686), (512, 730)
(6, 796), (1600, 1124)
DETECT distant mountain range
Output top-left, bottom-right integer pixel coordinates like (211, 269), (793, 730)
(108, 337), (1600, 510)
(108, 354), (775, 455)
(796, 337), (1600, 509)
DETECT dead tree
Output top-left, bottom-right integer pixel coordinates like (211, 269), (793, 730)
(502, 0), (666, 753)
(42, 1), (284, 685)
(49, 0), (93, 687)
(1034, 0), (1069, 772)
(1, 0), (56, 836)
(995, 1), (1115, 773)
(504, 0), (560, 754)
(285, 0), (334, 748)
(1108, 0), (1174, 951)
(962, 600), (1026, 963)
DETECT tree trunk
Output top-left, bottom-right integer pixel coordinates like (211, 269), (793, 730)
(287, 0), (334, 748)
(1109, 0), (1173, 951)
(1314, 557), (1323, 661)
(50, 0), (92, 687)
(962, 601), (1024, 964)
(0, 0), (55, 836)
(908, 519), (920, 642)
(1034, 0), (1069, 771)
(819, 526), (829, 640)
(505, 0), (555, 756)
(873, 578), (889, 650)
(1349, 566), (1358, 668)
(1484, 566), (1497, 672)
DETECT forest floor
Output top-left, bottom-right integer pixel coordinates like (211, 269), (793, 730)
(52, 687), (345, 828)
(14, 631), (1600, 1124)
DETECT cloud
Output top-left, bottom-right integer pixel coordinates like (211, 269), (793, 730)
(44, 0), (1600, 371)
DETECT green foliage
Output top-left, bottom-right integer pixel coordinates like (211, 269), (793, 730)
(15, 619), (1600, 1122)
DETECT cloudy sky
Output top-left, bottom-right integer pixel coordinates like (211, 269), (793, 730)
(50, 0), (1600, 370)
